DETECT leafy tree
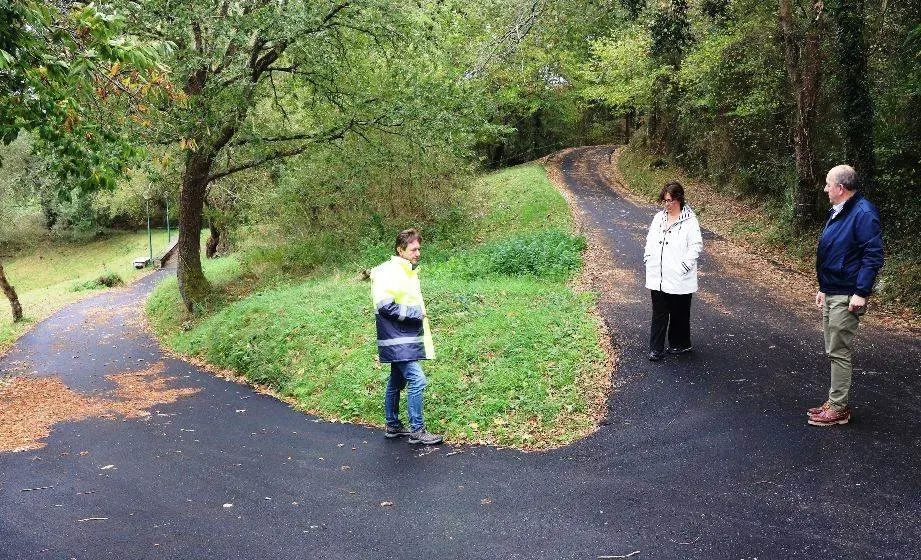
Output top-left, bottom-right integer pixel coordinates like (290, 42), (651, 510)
(647, 0), (693, 151)
(118, 0), (484, 311)
(580, 24), (655, 139)
(0, 0), (163, 322)
(830, 0), (875, 192)
(779, 0), (827, 225)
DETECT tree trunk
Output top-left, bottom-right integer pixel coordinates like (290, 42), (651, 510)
(205, 223), (220, 258)
(0, 261), (23, 322)
(831, 0), (875, 192)
(177, 152), (213, 312)
(780, 0), (826, 226)
(623, 108), (632, 144)
(647, 75), (667, 152)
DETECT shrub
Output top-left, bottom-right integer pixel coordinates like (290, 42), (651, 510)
(453, 229), (586, 281)
(70, 272), (124, 292)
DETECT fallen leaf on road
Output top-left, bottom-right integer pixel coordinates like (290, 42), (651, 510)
(21, 486), (54, 492)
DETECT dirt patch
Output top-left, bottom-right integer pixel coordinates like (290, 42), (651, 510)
(0, 361), (201, 453)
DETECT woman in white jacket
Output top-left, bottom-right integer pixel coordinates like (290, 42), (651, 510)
(643, 181), (703, 361)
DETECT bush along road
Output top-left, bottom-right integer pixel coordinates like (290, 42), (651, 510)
(2, 147), (921, 559)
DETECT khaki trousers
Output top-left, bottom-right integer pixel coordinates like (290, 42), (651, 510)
(823, 294), (866, 410)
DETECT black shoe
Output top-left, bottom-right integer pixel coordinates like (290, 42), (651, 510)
(667, 346), (693, 355)
(384, 423), (411, 439)
(648, 350), (665, 362)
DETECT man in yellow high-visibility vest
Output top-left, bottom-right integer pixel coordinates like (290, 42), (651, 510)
(370, 228), (442, 445)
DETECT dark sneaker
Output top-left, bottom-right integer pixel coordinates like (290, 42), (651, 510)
(807, 407), (851, 426)
(384, 423), (411, 439)
(667, 346), (693, 355)
(408, 428), (443, 445)
(806, 401), (831, 417)
(648, 350), (665, 362)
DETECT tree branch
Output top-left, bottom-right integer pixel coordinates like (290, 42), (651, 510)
(208, 121), (362, 182)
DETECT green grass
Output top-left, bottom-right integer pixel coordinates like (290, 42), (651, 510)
(0, 229), (176, 354)
(147, 165), (610, 449)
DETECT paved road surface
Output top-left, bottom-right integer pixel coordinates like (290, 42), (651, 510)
(2, 146), (920, 559)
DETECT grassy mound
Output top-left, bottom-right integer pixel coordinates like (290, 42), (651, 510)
(147, 165), (610, 449)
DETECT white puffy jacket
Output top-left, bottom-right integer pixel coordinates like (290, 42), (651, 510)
(643, 205), (703, 294)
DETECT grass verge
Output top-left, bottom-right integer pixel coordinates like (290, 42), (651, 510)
(147, 166), (610, 449)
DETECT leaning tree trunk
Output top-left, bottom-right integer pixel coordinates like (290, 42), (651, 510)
(176, 152), (213, 312)
(780, 0), (826, 226)
(831, 0), (875, 193)
(0, 261), (23, 322)
(205, 223), (220, 259)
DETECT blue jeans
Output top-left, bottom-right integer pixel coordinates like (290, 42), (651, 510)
(384, 360), (427, 431)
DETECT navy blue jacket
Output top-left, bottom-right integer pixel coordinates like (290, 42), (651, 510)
(816, 193), (884, 297)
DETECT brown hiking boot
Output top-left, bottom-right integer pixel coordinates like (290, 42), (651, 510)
(807, 401), (832, 417)
(807, 407), (851, 426)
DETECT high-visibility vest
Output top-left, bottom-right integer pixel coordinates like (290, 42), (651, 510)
(370, 256), (434, 363)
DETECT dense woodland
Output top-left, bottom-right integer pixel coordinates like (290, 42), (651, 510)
(2, 0), (920, 315)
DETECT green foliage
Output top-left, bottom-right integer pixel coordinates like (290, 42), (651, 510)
(879, 247), (921, 313)
(452, 229), (586, 281)
(1, 1), (167, 194)
(469, 0), (630, 165)
(649, 0), (693, 68)
(580, 25), (656, 113)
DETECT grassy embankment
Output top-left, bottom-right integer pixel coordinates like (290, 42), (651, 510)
(147, 165), (610, 449)
(618, 145), (921, 316)
(0, 229), (174, 354)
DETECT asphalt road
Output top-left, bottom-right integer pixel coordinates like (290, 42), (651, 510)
(2, 146), (920, 559)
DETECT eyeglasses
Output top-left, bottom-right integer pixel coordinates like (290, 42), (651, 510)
(662, 198), (675, 204)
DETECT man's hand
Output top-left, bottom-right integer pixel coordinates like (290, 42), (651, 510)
(849, 294), (866, 312)
(815, 291), (825, 308)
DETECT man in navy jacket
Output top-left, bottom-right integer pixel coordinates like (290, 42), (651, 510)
(808, 165), (884, 426)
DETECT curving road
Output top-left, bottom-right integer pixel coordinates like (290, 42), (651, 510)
(2, 146), (920, 559)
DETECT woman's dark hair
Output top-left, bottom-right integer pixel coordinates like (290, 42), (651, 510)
(394, 228), (421, 254)
(658, 181), (686, 209)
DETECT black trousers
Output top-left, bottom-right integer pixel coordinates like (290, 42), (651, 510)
(649, 290), (693, 352)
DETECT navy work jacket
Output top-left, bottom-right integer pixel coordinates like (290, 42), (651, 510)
(816, 193), (884, 297)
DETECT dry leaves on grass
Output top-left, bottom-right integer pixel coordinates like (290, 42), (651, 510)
(0, 361), (201, 453)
